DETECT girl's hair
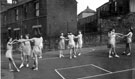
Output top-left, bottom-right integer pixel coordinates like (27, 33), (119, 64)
(108, 28), (114, 32)
(25, 34), (29, 39)
(33, 33), (41, 38)
(129, 28), (133, 33)
(7, 37), (12, 42)
(20, 35), (23, 39)
(78, 30), (81, 32)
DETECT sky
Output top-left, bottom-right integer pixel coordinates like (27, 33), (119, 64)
(76, 0), (109, 14)
(7, 0), (109, 14)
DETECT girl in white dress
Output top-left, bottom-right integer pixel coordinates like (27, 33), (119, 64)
(18, 35), (25, 68)
(30, 35), (42, 71)
(5, 38), (20, 72)
(108, 28), (123, 58)
(23, 34), (31, 67)
(18, 34), (31, 68)
(17, 34), (41, 70)
(67, 33), (76, 59)
(75, 31), (83, 56)
(59, 33), (65, 58)
(123, 28), (133, 56)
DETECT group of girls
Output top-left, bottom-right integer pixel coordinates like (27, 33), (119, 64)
(59, 31), (83, 59)
(5, 34), (43, 72)
(5, 28), (133, 72)
(108, 27), (133, 58)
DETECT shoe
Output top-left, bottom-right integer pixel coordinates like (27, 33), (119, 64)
(60, 54), (64, 58)
(109, 55), (113, 58)
(61, 55), (64, 57)
(9, 69), (14, 72)
(115, 54), (120, 58)
(39, 56), (42, 59)
(123, 51), (126, 54)
(17, 69), (20, 72)
(122, 51), (126, 55)
(26, 64), (29, 67)
(78, 53), (81, 56)
(74, 55), (77, 58)
(127, 53), (131, 56)
(59, 54), (62, 58)
(19, 64), (24, 68)
(33, 68), (38, 71)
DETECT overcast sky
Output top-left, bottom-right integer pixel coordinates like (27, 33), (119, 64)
(7, 0), (109, 14)
(76, 0), (109, 14)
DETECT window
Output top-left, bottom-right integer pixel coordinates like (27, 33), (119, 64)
(13, 28), (20, 39)
(35, 2), (39, 16)
(33, 27), (41, 35)
(4, 15), (6, 23)
(12, 0), (17, 4)
(24, 5), (27, 18)
(114, 1), (117, 12)
(32, 25), (42, 35)
(15, 9), (19, 20)
(8, 29), (11, 37)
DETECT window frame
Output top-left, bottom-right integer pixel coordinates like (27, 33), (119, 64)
(35, 2), (39, 17)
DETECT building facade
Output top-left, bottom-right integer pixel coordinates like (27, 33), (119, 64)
(78, 6), (96, 20)
(130, 0), (135, 12)
(96, 2), (110, 19)
(78, 14), (98, 34)
(109, 0), (130, 15)
(0, 0), (12, 47)
(1, 0), (77, 41)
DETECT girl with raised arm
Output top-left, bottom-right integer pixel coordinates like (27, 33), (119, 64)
(123, 28), (133, 56)
(67, 32), (76, 59)
(108, 28), (123, 58)
(75, 31), (83, 56)
(5, 37), (20, 72)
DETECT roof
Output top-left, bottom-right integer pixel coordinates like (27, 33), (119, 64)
(78, 6), (95, 16)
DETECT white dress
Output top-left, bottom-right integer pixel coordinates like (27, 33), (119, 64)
(108, 32), (116, 48)
(76, 34), (83, 48)
(126, 32), (133, 43)
(18, 39), (25, 52)
(23, 41), (31, 56)
(59, 36), (65, 49)
(68, 34), (75, 48)
(39, 37), (43, 49)
(31, 38), (42, 56)
(5, 42), (13, 58)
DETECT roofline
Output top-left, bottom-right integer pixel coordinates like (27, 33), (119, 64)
(96, 2), (109, 10)
(78, 11), (96, 16)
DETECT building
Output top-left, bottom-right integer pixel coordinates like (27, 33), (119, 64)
(109, 0), (130, 15)
(130, 0), (135, 12)
(96, 0), (135, 32)
(1, 0), (77, 40)
(97, 0), (134, 19)
(0, 0), (12, 11)
(78, 14), (98, 33)
(78, 6), (96, 20)
(0, 0), (12, 47)
(96, 2), (110, 19)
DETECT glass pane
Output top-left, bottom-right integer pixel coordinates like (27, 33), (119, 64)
(36, 10), (39, 16)
(36, 2), (39, 9)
